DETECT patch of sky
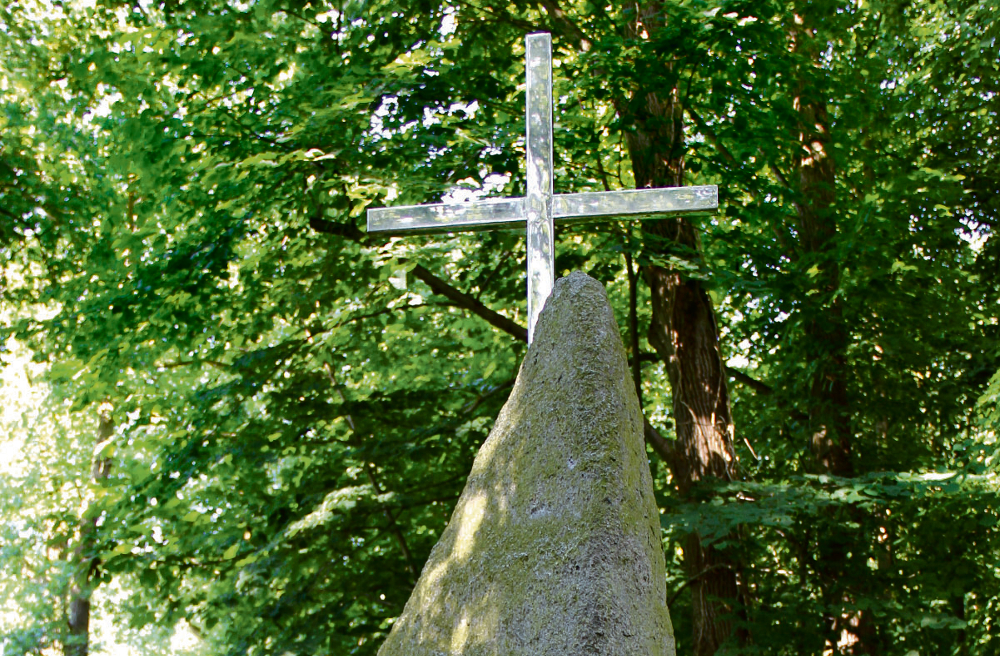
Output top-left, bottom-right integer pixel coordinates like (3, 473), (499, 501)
(440, 7), (457, 36)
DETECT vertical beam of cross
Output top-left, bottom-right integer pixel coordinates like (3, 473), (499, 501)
(524, 33), (555, 343)
(367, 32), (719, 346)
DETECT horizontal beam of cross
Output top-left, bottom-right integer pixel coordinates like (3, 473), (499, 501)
(367, 33), (719, 342)
(367, 185), (718, 235)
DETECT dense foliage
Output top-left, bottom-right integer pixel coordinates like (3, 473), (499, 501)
(1, 0), (997, 654)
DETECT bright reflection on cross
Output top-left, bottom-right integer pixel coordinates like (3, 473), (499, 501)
(367, 32), (718, 343)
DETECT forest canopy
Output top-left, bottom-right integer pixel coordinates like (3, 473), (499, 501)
(1, 0), (998, 654)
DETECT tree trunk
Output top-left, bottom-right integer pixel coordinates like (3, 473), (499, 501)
(615, 21), (743, 652)
(640, 193), (743, 656)
(796, 95), (853, 478)
(65, 408), (114, 656)
(790, 10), (876, 653)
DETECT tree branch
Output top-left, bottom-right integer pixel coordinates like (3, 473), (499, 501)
(306, 200), (691, 467)
(685, 105), (740, 170)
(324, 363), (418, 583)
(158, 359), (231, 370)
(724, 366), (773, 395)
(724, 366), (809, 421)
(644, 416), (678, 473)
(668, 564), (733, 607)
(462, 378), (516, 414)
(537, 0), (592, 51)
(0, 205), (23, 221)
(685, 105), (799, 259)
(308, 213), (365, 240)
(638, 344), (774, 398)
(451, 0), (537, 34)
(307, 211), (528, 340)
(411, 264), (529, 343)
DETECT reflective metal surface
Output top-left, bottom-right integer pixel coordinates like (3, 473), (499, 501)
(368, 186), (717, 234)
(524, 33), (555, 344)
(366, 33), (719, 344)
(367, 197), (524, 234)
(553, 186), (717, 221)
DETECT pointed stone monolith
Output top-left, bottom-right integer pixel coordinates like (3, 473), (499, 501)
(378, 271), (674, 656)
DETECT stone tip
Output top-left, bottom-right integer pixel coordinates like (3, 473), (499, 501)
(377, 270), (674, 656)
(529, 271), (621, 362)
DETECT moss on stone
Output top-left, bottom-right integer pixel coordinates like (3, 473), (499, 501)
(378, 272), (675, 656)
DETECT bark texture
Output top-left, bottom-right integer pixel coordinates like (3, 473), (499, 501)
(796, 92), (853, 478)
(378, 272), (674, 656)
(791, 9), (873, 653)
(66, 409), (114, 656)
(616, 9), (743, 653)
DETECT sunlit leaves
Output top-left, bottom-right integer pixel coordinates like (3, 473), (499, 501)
(1, 0), (998, 654)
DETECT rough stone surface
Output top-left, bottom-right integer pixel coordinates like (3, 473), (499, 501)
(378, 271), (675, 656)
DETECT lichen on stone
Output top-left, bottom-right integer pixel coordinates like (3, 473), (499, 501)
(377, 271), (675, 656)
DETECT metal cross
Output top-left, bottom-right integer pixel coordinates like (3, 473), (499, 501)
(368, 32), (718, 343)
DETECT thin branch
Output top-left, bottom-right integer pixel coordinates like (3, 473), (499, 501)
(398, 473), (469, 497)
(724, 366), (809, 422)
(644, 416), (677, 473)
(332, 302), (439, 330)
(764, 155), (795, 194)
(411, 264), (529, 343)
(462, 378), (516, 415)
(324, 363), (418, 583)
(667, 564), (732, 607)
(362, 463), (418, 583)
(307, 198), (684, 466)
(624, 227), (643, 405)
(685, 105), (741, 169)
(310, 213), (525, 339)
(693, 109), (799, 261)
(157, 359), (231, 370)
(474, 250), (515, 303)
(308, 211), (365, 240)
(595, 153), (613, 192)
(636, 348), (775, 398)
(451, 0), (537, 34)
(724, 366), (772, 395)
(215, 106), (280, 146)
(538, 0), (592, 51)
(0, 205), (22, 221)
(285, 8), (322, 28)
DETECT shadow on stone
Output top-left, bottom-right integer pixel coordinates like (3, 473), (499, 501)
(377, 271), (675, 656)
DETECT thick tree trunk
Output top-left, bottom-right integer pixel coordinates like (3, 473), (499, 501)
(791, 11), (877, 653)
(640, 197), (743, 656)
(616, 37), (743, 654)
(65, 408), (114, 656)
(796, 96), (853, 478)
